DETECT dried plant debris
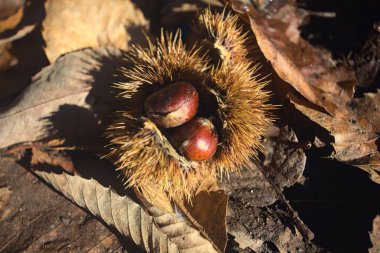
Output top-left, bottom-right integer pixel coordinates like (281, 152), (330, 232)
(220, 126), (313, 251)
(227, 201), (319, 252)
(220, 126), (306, 208)
(42, 0), (149, 63)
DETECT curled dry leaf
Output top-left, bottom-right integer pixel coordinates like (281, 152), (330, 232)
(42, 0), (149, 63)
(0, 47), (123, 150)
(31, 157), (220, 253)
(228, 0), (355, 118)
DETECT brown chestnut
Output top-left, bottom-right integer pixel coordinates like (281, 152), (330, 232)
(144, 81), (199, 128)
(171, 117), (218, 161)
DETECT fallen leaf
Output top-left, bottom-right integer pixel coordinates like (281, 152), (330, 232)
(290, 91), (380, 183)
(224, 0), (380, 183)
(30, 152), (219, 253)
(0, 47), (123, 150)
(0, 43), (15, 71)
(135, 177), (228, 252)
(0, 0), (49, 102)
(0, 0), (24, 33)
(350, 91), (380, 133)
(180, 177), (227, 252)
(220, 126), (306, 207)
(228, 0), (356, 118)
(31, 146), (75, 174)
(42, 0), (149, 63)
(223, 128), (314, 251)
(226, 200), (319, 252)
(220, 126), (313, 250)
(370, 215), (380, 253)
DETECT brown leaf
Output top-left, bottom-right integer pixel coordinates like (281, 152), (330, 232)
(135, 177), (228, 252)
(31, 146), (75, 174)
(0, 0), (48, 102)
(290, 91), (380, 183)
(229, 0), (355, 117)
(370, 215), (380, 253)
(0, 47), (123, 150)
(220, 126), (313, 250)
(42, 0), (149, 63)
(29, 153), (219, 253)
(0, 0), (24, 33)
(182, 177), (228, 252)
(0, 43), (15, 71)
(220, 126), (306, 207)
(226, 200), (319, 252)
(350, 91), (380, 133)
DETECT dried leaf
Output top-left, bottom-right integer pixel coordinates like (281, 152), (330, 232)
(350, 91), (380, 133)
(226, 200), (318, 252)
(290, 91), (380, 183)
(370, 215), (380, 253)
(220, 126), (312, 250)
(229, 0), (355, 117)
(224, 0), (380, 182)
(0, 0), (48, 101)
(42, 0), (149, 63)
(182, 177), (228, 252)
(135, 177), (228, 252)
(0, 0), (24, 33)
(220, 126), (306, 207)
(0, 47), (123, 150)
(31, 155), (219, 253)
(0, 43), (15, 71)
(31, 146), (75, 174)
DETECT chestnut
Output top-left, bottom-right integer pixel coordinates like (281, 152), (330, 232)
(144, 81), (199, 128)
(171, 117), (218, 161)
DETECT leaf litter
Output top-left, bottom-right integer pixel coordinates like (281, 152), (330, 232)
(0, 0), (380, 252)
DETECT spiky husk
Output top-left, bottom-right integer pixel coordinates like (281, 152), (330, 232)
(209, 63), (272, 174)
(195, 9), (272, 174)
(107, 32), (213, 198)
(194, 8), (254, 67)
(107, 12), (272, 198)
